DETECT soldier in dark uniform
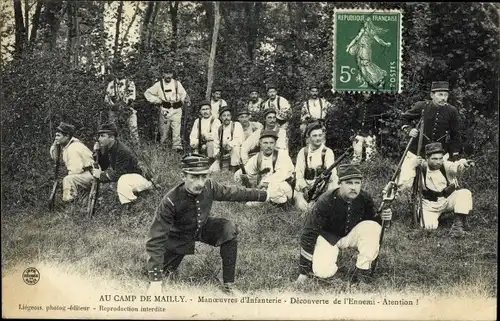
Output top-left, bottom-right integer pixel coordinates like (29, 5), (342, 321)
(296, 164), (392, 286)
(398, 81), (462, 187)
(145, 154), (284, 295)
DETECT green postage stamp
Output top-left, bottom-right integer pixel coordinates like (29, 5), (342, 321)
(332, 8), (403, 94)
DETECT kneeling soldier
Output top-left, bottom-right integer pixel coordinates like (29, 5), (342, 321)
(398, 142), (474, 236)
(296, 164), (392, 285)
(92, 123), (153, 208)
(49, 122), (94, 203)
(234, 130), (294, 207)
(294, 123), (338, 212)
(213, 106), (244, 172)
(145, 154), (284, 295)
(189, 101), (221, 161)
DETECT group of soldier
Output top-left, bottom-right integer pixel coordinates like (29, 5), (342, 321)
(49, 62), (476, 295)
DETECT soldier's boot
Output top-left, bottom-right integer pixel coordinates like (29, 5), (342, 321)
(350, 268), (373, 289)
(449, 214), (467, 237)
(221, 282), (242, 296)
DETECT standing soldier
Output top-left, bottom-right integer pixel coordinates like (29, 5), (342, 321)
(145, 154), (286, 295)
(49, 122), (94, 204)
(189, 101), (221, 161)
(247, 88), (263, 118)
(294, 123), (338, 212)
(104, 62), (138, 143)
(398, 81), (462, 186)
(296, 164), (393, 286)
(261, 84), (292, 129)
(240, 109), (289, 164)
(397, 142), (474, 236)
(234, 130), (295, 207)
(144, 65), (187, 152)
(210, 87), (228, 118)
(91, 123), (153, 209)
(299, 84), (332, 139)
(350, 92), (382, 164)
(213, 107), (244, 173)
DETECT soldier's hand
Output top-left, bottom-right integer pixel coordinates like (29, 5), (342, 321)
(204, 133), (214, 141)
(382, 181), (397, 200)
(92, 166), (102, 179)
(302, 186), (310, 197)
(146, 281), (162, 296)
(381, 208), (392, 221)
(414, 156), (424, 167)
(258, 181), (269, 189)
(409, 128), (419, 138)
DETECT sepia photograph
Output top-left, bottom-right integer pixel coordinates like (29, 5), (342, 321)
(1, 1), (498, 320)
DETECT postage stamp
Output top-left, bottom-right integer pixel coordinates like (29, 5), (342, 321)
(332, 8), (403, 94)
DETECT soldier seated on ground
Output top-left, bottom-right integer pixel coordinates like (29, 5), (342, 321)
(234, 130), (294, 208)
(397, 142), (474, 237)
(296, 164), (392, 287)
(189, 101), (221, 164)
(212, 106), (244, 173)
(294, 123), (338, 212)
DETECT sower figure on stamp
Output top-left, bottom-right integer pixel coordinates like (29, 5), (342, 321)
(49, 122), (94, 204)
(210, 87), (228, 118)
(189, 101), (221, 166)
(240, 109), (289, 164)
(294, 123), (339, 212)
(397, 81), (462, 186)
(261, 84), (292, 130)
(104, 62), (139, 143)
(144, 64), (187, 152)
(234, 130), (294, 208)
(397, 142), (474, 237)
(299, 84), (332, 144)
(212, 106), (244, 173)
(247, 88), (264, 119)
(350, 92), (382, 164)
(296, 164), (392, 287)
(145, 154), (286, 295)
(92, 123), (153, 210)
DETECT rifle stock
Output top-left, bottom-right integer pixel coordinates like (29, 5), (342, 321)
(413, 109), (425, 228)
(48, 144), (61, 211)
(305, 146), (353, 202)
(238, 159), (252, 188)
(87, 144), (100, 219)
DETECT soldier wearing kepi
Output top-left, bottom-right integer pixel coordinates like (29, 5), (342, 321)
(213, 106), (244, 172)
(294, 122), (338, 212)
(145, 154), (284, 295)
(398, 142), (474, 236)
(144, 64), (187, 152)
(398, 81), (462, 186)
(49, 122), (94, 203)
(234, 130), (294, 207)
(92, 123), (153, 208)
(296, 164), (392, 286)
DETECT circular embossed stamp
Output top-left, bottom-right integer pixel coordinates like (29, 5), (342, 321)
(22, 267), (40, 285)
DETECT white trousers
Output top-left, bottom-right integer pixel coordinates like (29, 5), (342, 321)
(352, 135), (376, 164)
(159, 107), (182, 150)
(116, 173), (153, 204)
(233, 170), (292, 204)
(312, 220), (381, 278)
(421, 189), (473, 229)
(212, 145), (241, 171)
(62, 172), (94, 202)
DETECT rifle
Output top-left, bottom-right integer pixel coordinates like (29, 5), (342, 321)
(305, 146), (353, 202)
(87, 142), (100, 219)
(412, 109), (425, 228)
(238, 158), (252, 188)
(48, 144), (61, 211)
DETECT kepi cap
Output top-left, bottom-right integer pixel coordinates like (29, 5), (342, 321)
(98, 122), (118, 136)
(337, 164), (363, 182)
(182, 153), (211, 175)
(56, 122), (75, 136)
(198, 100), (212, 110)
(305, 121), (323, 136)
(431, 81), (449, 92)
(259, 129), (278, 140)
(263, 108), (277, 118)
(219, 106), (232, 116)
(425, 142), (446, 156)
(237, 108), (250, 117)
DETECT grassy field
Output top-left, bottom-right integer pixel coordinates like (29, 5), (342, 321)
(1, 142), (498, 298)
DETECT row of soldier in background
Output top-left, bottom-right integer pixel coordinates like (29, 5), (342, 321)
(103, 63), (384, 164)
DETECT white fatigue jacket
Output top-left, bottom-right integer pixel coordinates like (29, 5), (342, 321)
(218, 121), (244, 150)
(247, 98), (263, 115)
(105, 78), (136, 105)
(294, 144), (338, 191)
(50, 137), (93, 175)
(241, 121), (263, 141)
(300, 98), (331, 122)
(189, 116), (222, 150)
(262, 96), (291, 115)
(144, 79), (187, 104)
(210, 99), (228, 118)
(243, 150), (294, 185)
(240, 124), (289, 164)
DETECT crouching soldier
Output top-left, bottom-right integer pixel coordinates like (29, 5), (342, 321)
(398, 142), (474, 236)
(49, 122), (94, 203)
(234, 130), (294, 207)
(296, 164), (392, 286)
(294, 123), (338, 212)
(145, 154), (286, 295)
(92, 123), (153, 208)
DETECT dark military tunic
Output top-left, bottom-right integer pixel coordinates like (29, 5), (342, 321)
(97, 140), (142, 183)
(299, 188), (380, 274)
(146, 179), (266, 280)
(401, 101), (461, 156)
(352, 100), (383, 137)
